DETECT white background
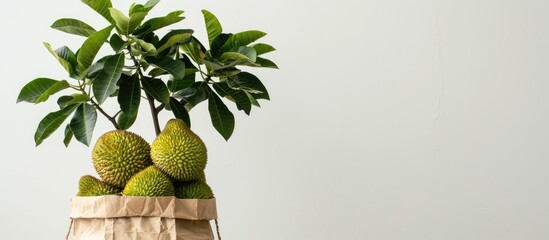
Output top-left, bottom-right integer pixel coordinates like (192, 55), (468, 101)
(2, 0), (549, 239)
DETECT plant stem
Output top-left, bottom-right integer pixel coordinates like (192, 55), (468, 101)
(146, 92), (161, 135)
(127, 47), (162, 136)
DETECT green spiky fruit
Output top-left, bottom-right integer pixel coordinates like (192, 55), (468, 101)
(122, 166), (175, 196)
(151, 119), (207, 181)
(92, 130), (152, 188)
(77, 175), (121, 196)
(174, 180), (214, 199)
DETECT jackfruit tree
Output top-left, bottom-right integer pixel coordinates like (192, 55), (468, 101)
(16, 0), (277, 145)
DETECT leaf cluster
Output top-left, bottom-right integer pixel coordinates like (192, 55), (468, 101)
(17, 0), (277, 146)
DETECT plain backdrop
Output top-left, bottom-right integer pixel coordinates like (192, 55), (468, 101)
(1, 0), (549, 239)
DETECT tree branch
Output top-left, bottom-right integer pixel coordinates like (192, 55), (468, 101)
(127, 46), (162, 135)
(146, 92), (161, 135)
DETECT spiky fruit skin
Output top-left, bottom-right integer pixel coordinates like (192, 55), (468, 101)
(77, 175), (121, 196)
(122, 166), (175, 197)
(174, 180), (214, 199)
(151, 119), (207, 181)
(92, 130), (152, 188)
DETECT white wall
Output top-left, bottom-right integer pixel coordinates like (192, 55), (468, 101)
(2, 0), (549, 239)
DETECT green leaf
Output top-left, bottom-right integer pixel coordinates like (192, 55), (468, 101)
(129, 3), (145, 15)
(208, 88), (235, 140)
(35, 80), (70, 104)
(63, 124), (73, 147)
(143, 0), (160, 10)
(180, 38), (206, 63)
(173, 82), (208, 109)
(51, 18), (97, 37)
(134, 38), (157, 56)
(130, 44), (141, 56)
(129, 12), (147, 33)
(150, 56), (185, 82)
(220, 30), (266, 53)
(109, 8), (146, 35)
(149, 68), (167, 77)
(57, 94), (89, 109)
(86, 55), (110, 79)
(210, 67), (241, 78)
(169, 97), (191, 127)
(201, 59), (225, 71)
(110, 89), (119, 97)
(220, 47), (258, 67)
(56, 46), (78, 69)
(156, 31), (192, 53)
(168, 69), (195, 93)
(69, 103), (97, 146)
(213, 82), (252, 115)
(256, 57), (279, 69)
(210, 33), (231, 58)
(219, 52), (259, 67)
(82, 0), (114, 24)
(77, 25), (115, 72)
(129, 0), (160, 15)
(251, 43), (276, 55)
(57, 96), (73, 108)
(110, 34), (125, 52)
(141, 32), (159, 48)
(117, 111), (137, 130)
(134, 10), (185, 35)
(34, 104), (79, 146)
(92, 53), (125, 104)
(202, 10), (222, 45)
(228, 72), (270, 99)
(236, 46), (257, 61)
(43, 43), (77, 77)
(117, 74), (141, 117)
(141, 77), (169, 104)
(17, 78), (68, 103)
(180, 54), (199, 70)
(245, 91), (261, 107)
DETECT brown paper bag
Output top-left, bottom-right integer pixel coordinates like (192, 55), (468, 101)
(69, 196), (217, 240)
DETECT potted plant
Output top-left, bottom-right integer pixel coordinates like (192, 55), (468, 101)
(16, 0), (277, 239)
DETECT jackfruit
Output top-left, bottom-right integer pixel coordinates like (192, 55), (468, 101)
(174, 180), (214, 199)
(92, 130), (152, 188)
(151, 119), (207, 181)
(77, 175), (120, 196)
(122, 166), (175, 196)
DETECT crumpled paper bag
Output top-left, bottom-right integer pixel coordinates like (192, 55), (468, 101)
(69, 196), (217, 240)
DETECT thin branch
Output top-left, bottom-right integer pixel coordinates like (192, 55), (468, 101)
(113, 110), (122, 118)
(91, 99), (121, 130)
(156, 103), (166, 112)
(76, 78), (120, 130)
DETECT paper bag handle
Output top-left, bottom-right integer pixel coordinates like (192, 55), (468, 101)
(214, 218), (222, 240)
(66, 218), (74, 240)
